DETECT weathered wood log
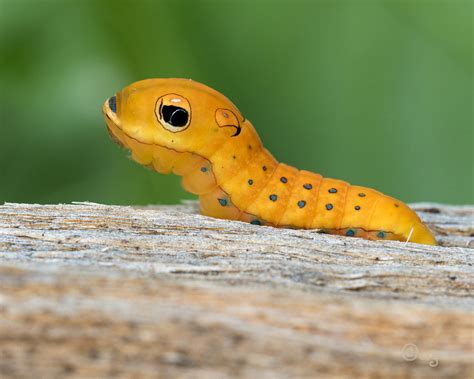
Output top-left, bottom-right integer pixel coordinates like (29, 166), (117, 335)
(0, 202), (472, 379)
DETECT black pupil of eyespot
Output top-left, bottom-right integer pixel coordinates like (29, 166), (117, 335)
(162, 105), (188, 127)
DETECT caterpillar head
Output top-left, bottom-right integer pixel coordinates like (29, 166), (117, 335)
(103, 78), (246, 157)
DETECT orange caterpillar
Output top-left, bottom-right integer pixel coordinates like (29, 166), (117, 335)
(103, 78), (436, 245)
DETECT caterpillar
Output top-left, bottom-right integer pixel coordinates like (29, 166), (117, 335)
(102, 78), (436, 245)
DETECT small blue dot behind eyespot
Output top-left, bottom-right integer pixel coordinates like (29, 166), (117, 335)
(346, 229), (355, 237)
(377, 231), (385, 238)
(201, 167), (208, 173)
(218, 198), (227, 206)
(250, 220), (261, 225)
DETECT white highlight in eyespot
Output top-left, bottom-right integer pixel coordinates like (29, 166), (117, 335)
(171, 98), (182, 103)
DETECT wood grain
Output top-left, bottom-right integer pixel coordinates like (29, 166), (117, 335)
(0, 202), (472, 379)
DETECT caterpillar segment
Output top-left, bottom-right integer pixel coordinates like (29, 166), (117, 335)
(103, 78), (436, 245)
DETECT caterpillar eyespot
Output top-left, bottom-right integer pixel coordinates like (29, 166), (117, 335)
(103, 78), (437, 246)
(155, 93), (191, 132)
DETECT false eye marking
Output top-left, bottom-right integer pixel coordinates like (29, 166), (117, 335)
(215, 108), (241, 137)
(155, 93), (191, 133)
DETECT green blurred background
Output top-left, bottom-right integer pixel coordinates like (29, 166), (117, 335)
(1, 0), (472, 205)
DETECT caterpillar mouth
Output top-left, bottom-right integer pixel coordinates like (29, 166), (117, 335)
(102, 98), (182, 154)
(103, 98), (126, 148)
(103, 97), (121, 125)
(104, 115), (126, 149)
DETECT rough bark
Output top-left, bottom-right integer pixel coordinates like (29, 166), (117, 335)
(0, 202), (472, 379)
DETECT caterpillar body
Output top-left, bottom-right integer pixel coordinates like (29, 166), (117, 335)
(103, 78), (436, 245)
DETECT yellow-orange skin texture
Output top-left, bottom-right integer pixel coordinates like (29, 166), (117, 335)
(102, 78), (436, 246)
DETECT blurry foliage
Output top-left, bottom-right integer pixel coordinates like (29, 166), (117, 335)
(0, 0), (472, 205)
